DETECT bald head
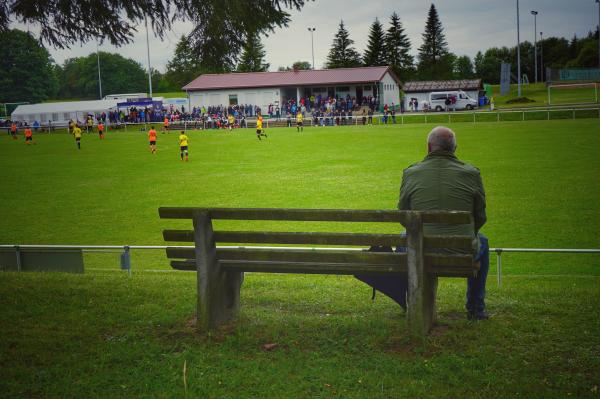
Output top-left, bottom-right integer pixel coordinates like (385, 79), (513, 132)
(427, 126), (457, 153)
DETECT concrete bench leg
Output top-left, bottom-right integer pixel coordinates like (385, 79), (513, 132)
(194, 211), (242, 330)
(406, 212), (437, 337)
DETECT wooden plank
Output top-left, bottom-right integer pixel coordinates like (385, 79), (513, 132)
(163, 230), (194, 242)
(406, 211), (438, 338)
(160, 207), (411, 223)
(167, 247), (405, 265)
(219, 260), (405, 275)
(170, 260), (195, 270)
(423, 235), (473, 250)
(213, 231), (406, 247)
(193, 212), (242, 331)
(421, 211), (472, 224)
(425, 253), (475, 268)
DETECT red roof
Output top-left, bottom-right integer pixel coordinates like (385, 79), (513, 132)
(183, 66), (398, 91)
(403, 79), (482, 93)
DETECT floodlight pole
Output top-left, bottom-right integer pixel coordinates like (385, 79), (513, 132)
(308, 27), (316, 69)
(531, 11), (538, 84)
(145, 15), (153, 98)
(96, 41), (103, 99)
(517, 0), (522, 97)
(596, 0), (600, 68)
(540, 32), (544, 81)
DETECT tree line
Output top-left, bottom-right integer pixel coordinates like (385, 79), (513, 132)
(1, 2), (598, 104)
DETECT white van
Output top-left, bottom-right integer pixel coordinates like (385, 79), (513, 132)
(429, 91), (478, 112)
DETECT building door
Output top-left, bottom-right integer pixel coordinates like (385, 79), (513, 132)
(356, 86), (363, 101)
(327, 87), (335, 98)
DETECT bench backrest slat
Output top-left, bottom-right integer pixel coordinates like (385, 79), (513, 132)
(159, 207), (471, 224)
(163, 230), (473, 250)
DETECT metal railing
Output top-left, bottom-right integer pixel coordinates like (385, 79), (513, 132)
(1, 244), (599, 287)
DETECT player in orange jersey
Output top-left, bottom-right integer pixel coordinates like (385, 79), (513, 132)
(24, 126), (34, 145)
(97, 122), (105, 139)
(148, 126), (157, 154)
(162, 117), (169, 133)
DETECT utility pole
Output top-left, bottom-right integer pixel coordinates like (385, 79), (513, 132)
(96, 41), (103, 99)
(531, 11), (538, 84)
(145, 16), (153, 98)
(308, 27), (316, 69)
(540, 31), (544, 81)
(517, 0), (522, 96)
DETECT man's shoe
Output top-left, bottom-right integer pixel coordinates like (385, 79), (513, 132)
(467, 311), (489, 321)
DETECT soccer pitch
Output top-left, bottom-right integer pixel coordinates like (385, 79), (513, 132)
(1, 119), (600, 398)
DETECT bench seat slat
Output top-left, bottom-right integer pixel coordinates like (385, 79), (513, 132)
(170, 259), (475, 277)
(219, 260), (404, 275)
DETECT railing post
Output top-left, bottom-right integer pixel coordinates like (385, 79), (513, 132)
(15, 245), (21, 272)
(497, 111), (500, 122)
(120, 245), (131, 276)
(495, 249), (503, 287)
(405, 212), (437, 338)
(193, 210), (242, 331)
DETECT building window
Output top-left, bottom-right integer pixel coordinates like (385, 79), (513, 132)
(52, 113), (59, 121)
(228, 94), (238, 105)
(336, 86), (350, 92)
(312, 87), (326, 93)
(63, 113), (70, 120)
(363, 85), (372, 91)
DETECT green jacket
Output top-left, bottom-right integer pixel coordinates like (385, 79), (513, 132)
(399, 151), (487, 251)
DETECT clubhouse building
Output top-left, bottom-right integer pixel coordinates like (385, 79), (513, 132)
(183, 66), (401, 110)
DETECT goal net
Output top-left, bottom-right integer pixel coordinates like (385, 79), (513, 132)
(547, 83), (599, 105)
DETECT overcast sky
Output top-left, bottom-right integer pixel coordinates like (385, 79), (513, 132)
(12, 0), (599, 72)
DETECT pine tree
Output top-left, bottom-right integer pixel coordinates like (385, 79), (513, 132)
(385, 12), (414, 79)
(363, 18), (387, 67)
(237, 33), (270, 72)
(325, 20), (362, 68)
(165, 35), (204, 89)
(417, 4), (452, 79)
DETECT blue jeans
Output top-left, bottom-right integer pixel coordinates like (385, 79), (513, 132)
(467, 234), (489, 313)
(354, 233), (489, 312)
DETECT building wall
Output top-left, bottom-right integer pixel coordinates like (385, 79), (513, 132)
(380, 72), (401, 107)
(188, 87), (281, 111)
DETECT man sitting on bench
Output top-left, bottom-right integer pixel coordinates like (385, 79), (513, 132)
(356, 126), (490, 320)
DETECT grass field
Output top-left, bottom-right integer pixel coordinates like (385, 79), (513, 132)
(489, 82), (600, 108)
(1, 120), (599, 397)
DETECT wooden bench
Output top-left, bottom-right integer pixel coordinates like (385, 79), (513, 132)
(159, 207), (477, 338)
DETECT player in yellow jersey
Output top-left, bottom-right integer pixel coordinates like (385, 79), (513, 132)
(178, 131), (189, 161)
(72, 124), (82, 150)
(296, 112), (303, 132)
(227, 114), (235, 130)
(255, 115), (267, 140)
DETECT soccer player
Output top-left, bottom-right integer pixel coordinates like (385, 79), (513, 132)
(256, 115), (267, 140)
(98, 121), (105, 140)
(178, 130), (189, 161)
(296, 112), (304, 132)
(148, 126), (157, 154)
(24, 126), (33, 145)
(162, 116), (170, 133)
(86, 116), (94, 134)
(227, 113), (235, 130)
(10, 122), (17, 140)
(73, 124), (82, 149)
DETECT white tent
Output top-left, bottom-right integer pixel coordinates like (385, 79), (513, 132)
(11, 100), (119, 126)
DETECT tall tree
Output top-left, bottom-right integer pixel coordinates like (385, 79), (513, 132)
(0, 29), (58, 103)
(417, 4), (452, 80)
(58, 52), (146, 99)
(237, 33), (270, 72)
(363, 18), (386, 67)
(278, 61), (311, 71)
(325, 20), (362, 68)
(165, 35), (206, 90)
(385, 12), (414, 79)
(454, 55), (474, 79)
